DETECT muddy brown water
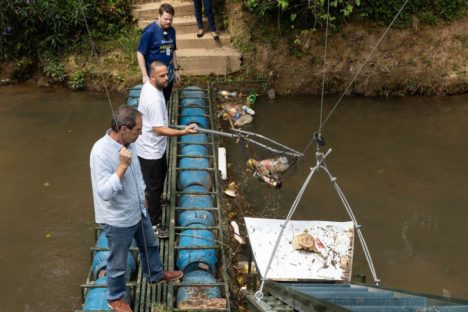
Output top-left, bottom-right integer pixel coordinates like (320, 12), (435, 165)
(0, 84), (467, 311)
(224, 92), (468, 300)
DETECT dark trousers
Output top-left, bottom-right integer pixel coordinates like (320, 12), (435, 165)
(163, 80), (174, 104)
(139, 154), (167, 226)
(193, 0), (216, 32)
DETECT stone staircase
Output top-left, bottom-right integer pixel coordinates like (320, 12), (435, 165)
(133, 0), (242, 76)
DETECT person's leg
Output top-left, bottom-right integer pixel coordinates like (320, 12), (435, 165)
(134, 215), (164, 283)
(104, 224), (135, 302)
(138, 157), (161, 226)
(193, 0), (204, 31)
(203, 0), (217, 33)
(163, 80), (174, 104)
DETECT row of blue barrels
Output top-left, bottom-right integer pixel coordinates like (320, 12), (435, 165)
(176, 87), (222, 306)
(82, 231), (136, 310)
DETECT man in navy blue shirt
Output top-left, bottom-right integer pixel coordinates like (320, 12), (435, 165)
(137, 3), (180, 104)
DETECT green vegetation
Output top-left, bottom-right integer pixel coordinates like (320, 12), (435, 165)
(242, 0), (466, 31)
(41, 56), (67, 83)
(69, 70), (85, 90)
(0, 0), (134, 60)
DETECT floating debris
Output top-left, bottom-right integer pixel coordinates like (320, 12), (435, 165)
(233, 114), (253, 127)
(224, 182), (237, 197)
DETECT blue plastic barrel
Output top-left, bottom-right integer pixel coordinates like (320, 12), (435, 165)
(83, 277), (111, 311)
(91, 232), (137, 280)
(177, 185), (214, 227)
(180, 90), (205, 99)
(127, 84), (142, 108)
(180, 144), (209, 156)
(179, 133), (208, 145)
(176, 229), (217, 273)
(176, 270), (221, 307)
(177, 158), (212, 191)
(183, 86), (203, 91)
(180, 98), (206, 109)
(179, 107), (209, 129)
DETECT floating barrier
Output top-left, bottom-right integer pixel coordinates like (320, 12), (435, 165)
(127, 84), (142, 108)
(180, 144), (209, 157)
(180, 98), (206, 109)
(180, 107), (209, 129)
(91, 232), (136, 280)
(82, 277), (110, 311)
(178, 185), (214, 227)
(176, 226), (218, 274)
(174, 86), (228, 309)
(177, 157), (212, 191)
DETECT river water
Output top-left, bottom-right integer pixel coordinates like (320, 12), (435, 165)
(225, 92), (468, 300)
(0, 84), (466, 311)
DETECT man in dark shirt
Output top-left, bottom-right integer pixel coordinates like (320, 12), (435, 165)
(137, 3), (180, 104)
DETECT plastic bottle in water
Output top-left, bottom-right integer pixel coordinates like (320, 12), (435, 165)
(247, 92), (257, 104)
(242, 105), (255, 115)
(218, 90), (238, 98)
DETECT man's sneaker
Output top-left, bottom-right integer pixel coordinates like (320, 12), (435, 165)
(108, 299), (132, 312)
(162, 270), (183, 282)
(153, 224), (169, 239)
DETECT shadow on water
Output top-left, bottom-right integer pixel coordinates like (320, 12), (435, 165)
(224, 93), (468, 299)
(0, 84), (120, 312)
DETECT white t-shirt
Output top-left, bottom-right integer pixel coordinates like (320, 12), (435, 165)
(136, 81), (168, 160)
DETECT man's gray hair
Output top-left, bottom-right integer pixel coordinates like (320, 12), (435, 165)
(111, 105), (140, 132)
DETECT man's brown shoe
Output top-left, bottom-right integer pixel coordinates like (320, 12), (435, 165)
(108, 299), (132, 312)
(162, 270), (183, 282)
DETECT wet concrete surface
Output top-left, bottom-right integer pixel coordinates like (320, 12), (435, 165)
(0, 84), (467, 311)
(224, 93), (468, 300)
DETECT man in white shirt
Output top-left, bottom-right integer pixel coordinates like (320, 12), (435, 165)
(90, 106), (183, 312)
(136, 61), (196, 238)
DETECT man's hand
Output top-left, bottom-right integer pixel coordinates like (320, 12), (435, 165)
(174, 71), (181, 84)
(184, 123), (197, 134)
(119, 147), (132, 167)
(142, 75), (149, 84)
(116, 147), (132, 180)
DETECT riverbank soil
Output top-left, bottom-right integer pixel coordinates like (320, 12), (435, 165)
(1, 6), (466, 96)
(228, 3), (467, 96)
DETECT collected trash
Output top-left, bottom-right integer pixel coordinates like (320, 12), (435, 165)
(248, 157), (289, 176)
(253, 171), (281, 188)
(248, 156), (289, 188)
(224, 182), (237, 197)
(246, 92), (257, 105)
(231, 221), (246, 244)
(233, 114), (253, 127)
(242, 105), (255, 115)
(292, 231), (316, 252)
(218, 90), (238, 98)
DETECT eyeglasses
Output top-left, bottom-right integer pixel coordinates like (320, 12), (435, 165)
(163, 31), (169, 41)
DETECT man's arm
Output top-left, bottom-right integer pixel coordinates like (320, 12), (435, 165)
(173, 51), (180, 84)
(91, 148), (131, 201)
(137, 51), (149, 83)
(154, 124), (196, 137)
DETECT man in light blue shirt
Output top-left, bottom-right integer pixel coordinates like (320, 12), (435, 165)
(90, 106), (183, 312)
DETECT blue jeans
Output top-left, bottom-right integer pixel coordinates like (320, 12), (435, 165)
(193, 0), (216, 32)
(103, 214), (163, 302)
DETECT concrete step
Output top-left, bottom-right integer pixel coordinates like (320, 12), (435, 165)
(133, 0), (194, 20)
(176, 32), (231, 49)
(138, 16), (203, 34)
(177, 48), (241, 75)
